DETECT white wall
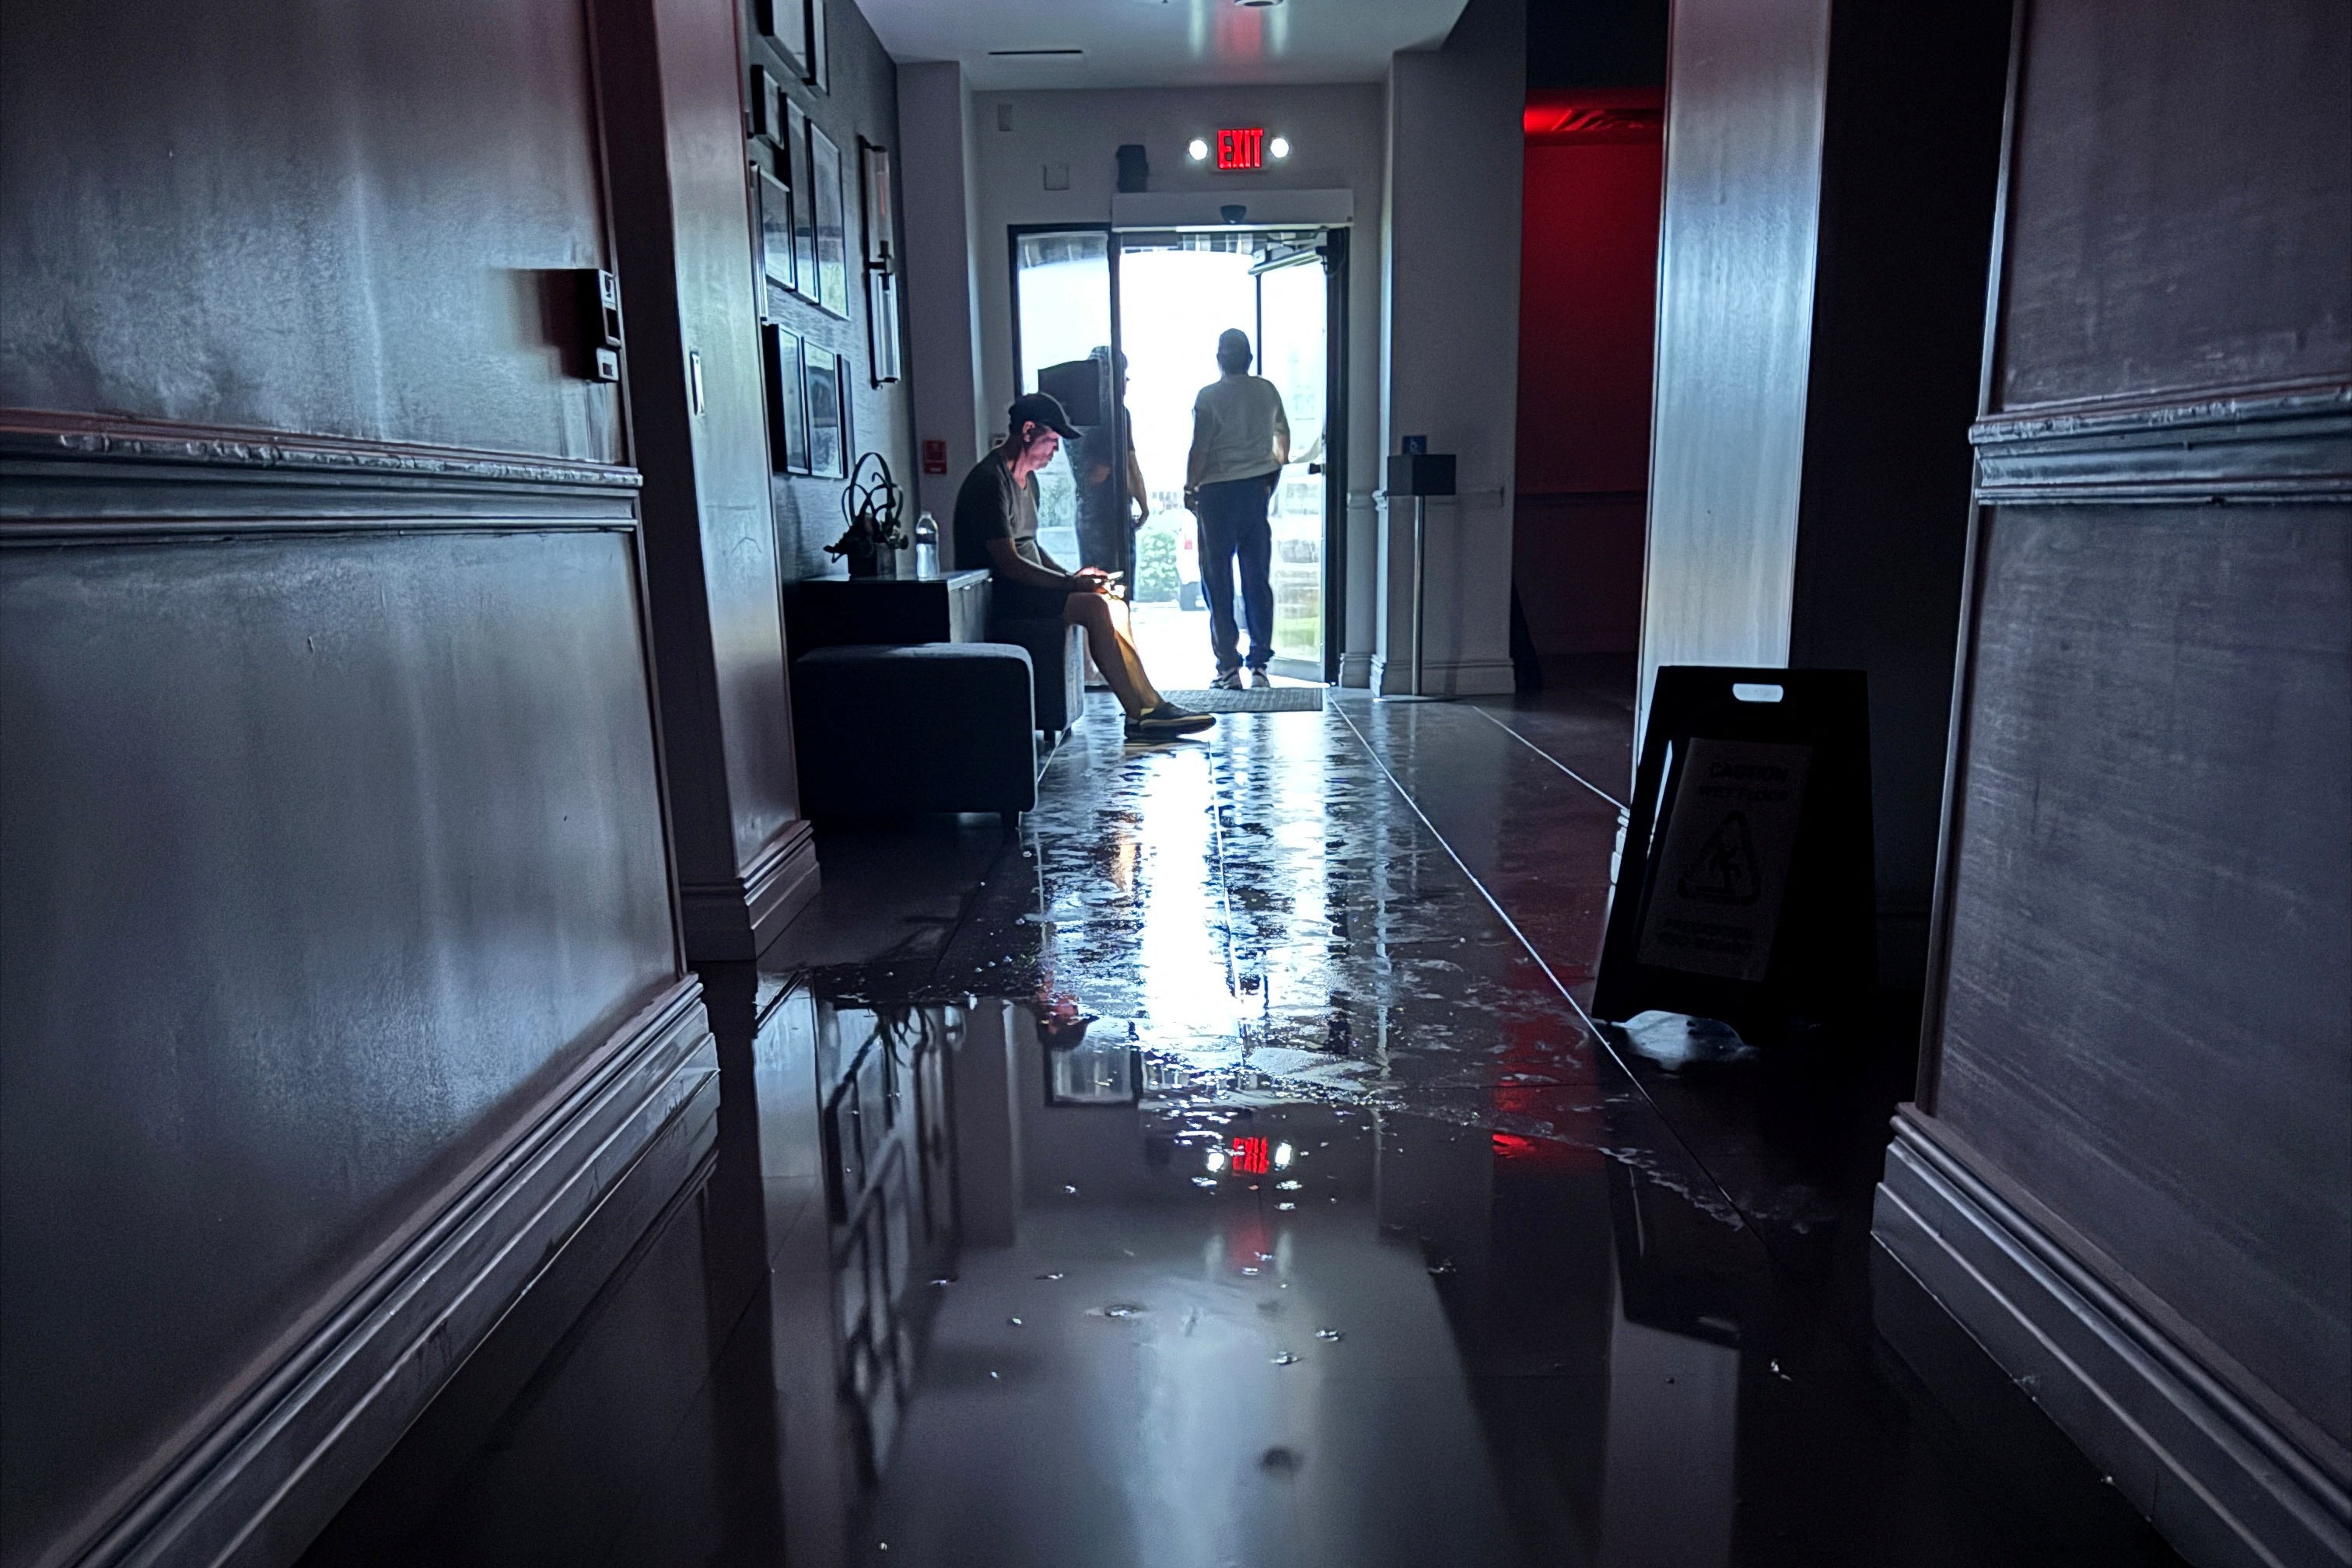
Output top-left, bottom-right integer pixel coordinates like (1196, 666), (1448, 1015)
(963, 83), (1389, 677)
(896, 61), (989, 527)
(1375, 0), (1524, 695)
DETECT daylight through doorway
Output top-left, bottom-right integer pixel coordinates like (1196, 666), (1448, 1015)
(1010, 226), (1336, 690)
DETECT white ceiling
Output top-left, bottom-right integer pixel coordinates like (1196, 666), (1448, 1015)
(861, 0), (1472, 90)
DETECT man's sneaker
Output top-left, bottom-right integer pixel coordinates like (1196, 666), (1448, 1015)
(1209, 669), (1244, 691)
(1248, 669), (1272, 689)
(1126, 703), (1216, 739)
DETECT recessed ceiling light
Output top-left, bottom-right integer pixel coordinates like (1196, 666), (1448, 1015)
(1188, 138), (1209, 162)
(1269, 136), (1290, 159)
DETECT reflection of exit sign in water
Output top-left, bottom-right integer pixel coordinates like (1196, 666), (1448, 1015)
(1216, 128), (1264, 170)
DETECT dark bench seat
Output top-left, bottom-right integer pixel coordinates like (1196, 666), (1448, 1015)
(791, 643), (1039, 828)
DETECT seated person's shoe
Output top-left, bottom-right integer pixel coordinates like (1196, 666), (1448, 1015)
(1126, 702), (1216, 738)
(1209, 669), (1244, 691)
(1248, 669), (1272, 688)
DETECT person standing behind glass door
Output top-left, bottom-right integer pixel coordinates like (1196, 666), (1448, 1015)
(1184, 328), (1289, 690)
(1073, 346), (1149, 586)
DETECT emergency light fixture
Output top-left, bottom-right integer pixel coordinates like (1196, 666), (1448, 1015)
(1215, 127), (1265, 170)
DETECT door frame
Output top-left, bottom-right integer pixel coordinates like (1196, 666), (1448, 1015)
(1006, 221), (1350, 684)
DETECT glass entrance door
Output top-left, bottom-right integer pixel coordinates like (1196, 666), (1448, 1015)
(1012, 226), (1339, 688)
(1009, 229), (1115, 578)
(1251, 247), (1330, 681)
(1111, 230), (1332, 686)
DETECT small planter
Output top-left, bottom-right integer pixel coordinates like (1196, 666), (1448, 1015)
(842, 541), (898, 579)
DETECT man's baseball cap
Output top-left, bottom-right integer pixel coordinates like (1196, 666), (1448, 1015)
(1007, 391), (1081, 440)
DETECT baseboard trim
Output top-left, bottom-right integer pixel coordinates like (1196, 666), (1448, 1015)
(1367, 655), (1517, 698)
(1874, 1109), (2351, 1568)
(681, 818), (819, 962)
(1337, 652), (1374, 688)
(65, 981), (720, 1568)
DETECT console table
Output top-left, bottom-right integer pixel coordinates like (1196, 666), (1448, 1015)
(786, 569), (992, 656)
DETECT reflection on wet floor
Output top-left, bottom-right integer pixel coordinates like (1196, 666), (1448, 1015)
(304, 692), (2188, 1568)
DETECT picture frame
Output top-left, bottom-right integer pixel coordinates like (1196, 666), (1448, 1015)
(858, 138), (894, 271)
(866, 270), (900, 385)
(755, 0), (805, 77)
(762, 323), (810, 474)
(809, 122), (849, 317)
(786, 100), (818, 302)
(803, 0), (829, 93)
(804, 341), (846, 480)
(748, 64), (786, 141)
(754, 164), (796, 296)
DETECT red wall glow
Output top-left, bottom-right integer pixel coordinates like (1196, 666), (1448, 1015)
(1512, 96), (1664, 657)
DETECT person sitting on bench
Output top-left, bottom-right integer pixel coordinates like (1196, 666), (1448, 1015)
(954, 393), (1214, 740)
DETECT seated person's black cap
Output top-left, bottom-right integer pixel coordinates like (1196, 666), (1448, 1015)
(1007, 391), (1082, 440)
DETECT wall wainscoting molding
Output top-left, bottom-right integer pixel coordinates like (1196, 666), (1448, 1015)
(1876, 1111), (2350, 1568)
(61, 982), (719, 1568)
(679, 817), (821, 962)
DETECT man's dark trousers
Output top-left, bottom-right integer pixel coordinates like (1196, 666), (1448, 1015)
(1196, 474), (1276, 674)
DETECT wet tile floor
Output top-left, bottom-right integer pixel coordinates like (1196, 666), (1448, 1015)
(306, 691), (2190, 1568)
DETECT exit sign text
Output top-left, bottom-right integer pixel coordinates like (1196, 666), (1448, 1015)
(1215, 127), (1264, 170)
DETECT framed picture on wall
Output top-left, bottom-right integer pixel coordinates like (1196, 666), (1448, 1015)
(805, 341), (846, 479)
(762, 323), (810, 474)
(755, 0), (805, 77)
(866, 270), (900, 385)
(754, 164), (796, 296)
(749, 64), (786, 141)
(803, 0), (829, 93)
(809, 123), (849, 317)
(858, 138), (893, 271)
(786, 100), (818, 302)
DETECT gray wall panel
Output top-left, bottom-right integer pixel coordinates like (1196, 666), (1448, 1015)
(1992, 0), (2352, 414)
(0, 526), (678, 1556)
(1934, 501), (2352, 1454)
(0, 0), (621, 462)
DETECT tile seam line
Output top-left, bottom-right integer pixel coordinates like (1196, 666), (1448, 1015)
(1465, 702), (1631, 812)
(1329, 701), (1754, 1232)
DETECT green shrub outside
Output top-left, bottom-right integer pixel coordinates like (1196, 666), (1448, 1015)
(1132, 516), (1180, 602)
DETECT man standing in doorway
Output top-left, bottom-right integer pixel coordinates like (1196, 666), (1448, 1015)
(956, 392), (1214, 740)
(1185, 328), (1290, 689)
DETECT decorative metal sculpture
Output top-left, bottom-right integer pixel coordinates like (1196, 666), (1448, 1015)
(826, 450), (907, 578)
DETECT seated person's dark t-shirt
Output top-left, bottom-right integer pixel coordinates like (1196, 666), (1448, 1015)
(954, 451), (1071, 618)
(952, 452), (1043, 572)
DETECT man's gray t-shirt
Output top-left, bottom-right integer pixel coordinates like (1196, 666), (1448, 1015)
(953, 451), (1042, 572)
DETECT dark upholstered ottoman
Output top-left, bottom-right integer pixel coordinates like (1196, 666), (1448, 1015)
(987, 617), (1086, 738)
(792, 644), (1038, 826)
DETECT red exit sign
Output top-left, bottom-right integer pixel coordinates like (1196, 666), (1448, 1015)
(1216, 127), (1265, 170)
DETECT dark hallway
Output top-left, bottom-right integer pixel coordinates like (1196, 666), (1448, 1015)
(3, 0), (2345, 1565)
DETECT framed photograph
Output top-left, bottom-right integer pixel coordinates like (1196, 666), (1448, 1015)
(786, 100), (818, 301)
(762, 324), (810, 474)
(748, 64), (786, 140)
(866, 270), (900, 385)
(804, 341), (846, 480)
(809, 122), (849, 317)
(754, 0), (805, 77)
(754, 164), (795, 296)
(858, 138), (894, 271)
(803, 0), (829, 93)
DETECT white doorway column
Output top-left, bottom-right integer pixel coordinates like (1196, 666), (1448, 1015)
(895, 61), (989, 528)
(1372, 0), (1524, 697)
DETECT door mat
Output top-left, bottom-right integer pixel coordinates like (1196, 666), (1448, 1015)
(1157, 687), (1325, 713)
